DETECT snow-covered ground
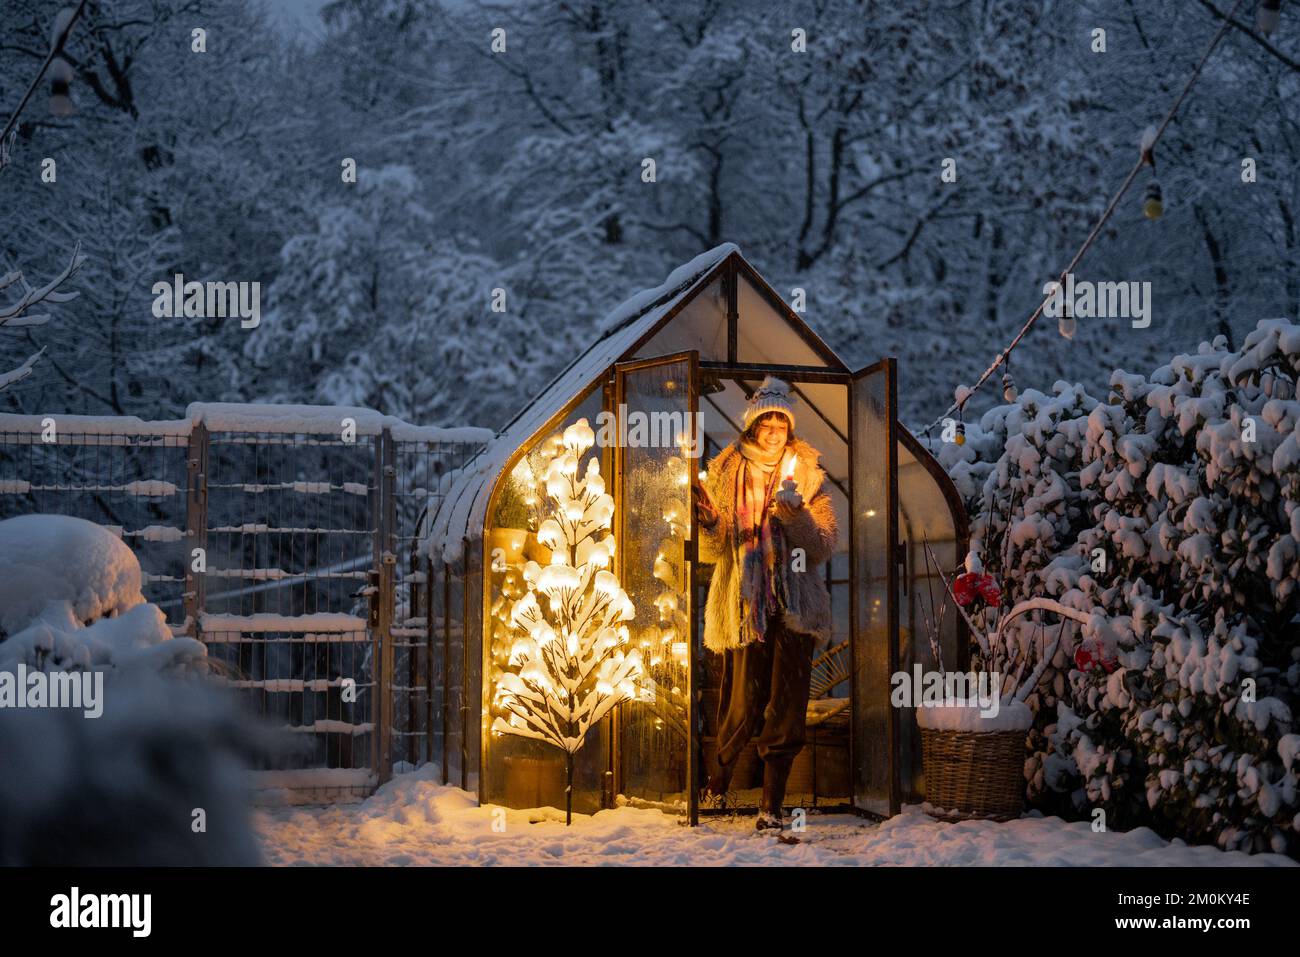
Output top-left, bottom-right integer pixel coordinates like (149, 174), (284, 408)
(255, 766), (1297, 867)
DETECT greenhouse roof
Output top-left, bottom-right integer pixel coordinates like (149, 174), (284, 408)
(422, 243), (858, 563)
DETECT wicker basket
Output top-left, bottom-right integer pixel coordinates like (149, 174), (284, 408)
(920, 727), (1027, 822)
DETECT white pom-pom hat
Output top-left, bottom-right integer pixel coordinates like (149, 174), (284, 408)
(743, 376), (795, 432)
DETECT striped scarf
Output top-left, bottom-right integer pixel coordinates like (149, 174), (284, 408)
(735, 440), (792, 645)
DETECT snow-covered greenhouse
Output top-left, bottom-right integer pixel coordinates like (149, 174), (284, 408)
(421, 244), (968, 824)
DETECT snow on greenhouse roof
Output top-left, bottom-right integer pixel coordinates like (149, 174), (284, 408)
(424, 243), (739, 563)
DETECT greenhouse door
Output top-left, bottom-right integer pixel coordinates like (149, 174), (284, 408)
(612, 351), (700, 823)
(849, 358), (901, 816)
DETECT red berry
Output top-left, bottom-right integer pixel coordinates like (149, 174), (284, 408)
(953, 572), (979, 606)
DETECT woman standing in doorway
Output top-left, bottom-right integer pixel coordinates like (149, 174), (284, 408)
(693, 377), (837, 831)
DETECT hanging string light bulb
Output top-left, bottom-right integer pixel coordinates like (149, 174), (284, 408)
(1257, 0), (1282, 35)
(1143, 179), (1164, 220)
(1138, 125), (1164, 220)
(955, 409), (966, 446)
(1001, 356), (1018, 403)
(1058, 296), (1076, 340)
(48, 57), (74, 116)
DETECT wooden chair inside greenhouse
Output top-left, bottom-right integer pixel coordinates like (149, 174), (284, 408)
(422, 243), (967, 824)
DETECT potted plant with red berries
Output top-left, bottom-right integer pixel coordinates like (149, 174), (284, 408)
(915, 544), (1093, 821)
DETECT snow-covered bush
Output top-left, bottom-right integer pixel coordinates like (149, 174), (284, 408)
(0, 514), (204, 671)
(0, 515), (264, 864)
(936, 320), (1300, 856)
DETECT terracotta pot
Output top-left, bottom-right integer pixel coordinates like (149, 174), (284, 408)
(523, 530), (553, 564)
(487, 527), (527, 567)
(502, 755), (568, 811)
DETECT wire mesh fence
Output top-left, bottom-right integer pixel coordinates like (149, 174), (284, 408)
(0, 420), (192, 618)
(0, 411), (487, 803)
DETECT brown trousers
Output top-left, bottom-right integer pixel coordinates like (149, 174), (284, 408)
(715, 614), (815, 777)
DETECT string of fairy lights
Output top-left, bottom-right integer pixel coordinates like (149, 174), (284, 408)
(924, 0), (1282, 445)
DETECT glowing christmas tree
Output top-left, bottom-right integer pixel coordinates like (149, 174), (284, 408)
(490, 418), (642, 824)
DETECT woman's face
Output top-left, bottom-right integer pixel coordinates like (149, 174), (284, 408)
(753, 413), (789, 456)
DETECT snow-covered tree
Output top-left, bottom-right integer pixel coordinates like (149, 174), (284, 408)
(0, 245), (82, 393)
(7, 0), (1298, 429)
(0, 0), (299, 418)
(490, 418), (642, 824)
(243, 163), (565, 427)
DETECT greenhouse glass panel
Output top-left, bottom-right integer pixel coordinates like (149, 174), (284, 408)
(850, 359), (899, 816)
(613, 352), (698, 814)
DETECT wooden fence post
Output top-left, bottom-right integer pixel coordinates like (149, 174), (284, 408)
(375, 428), (397, 783)
(183, 421), (208, 639)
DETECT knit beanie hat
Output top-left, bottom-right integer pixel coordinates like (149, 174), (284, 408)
(743, 376), (795, 432)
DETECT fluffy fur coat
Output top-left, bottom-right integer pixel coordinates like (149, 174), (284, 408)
(698, 436), (837, 653)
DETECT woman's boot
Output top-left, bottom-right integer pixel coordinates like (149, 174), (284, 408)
(756, 760), (788, 830)
(703, 750), (734, 799)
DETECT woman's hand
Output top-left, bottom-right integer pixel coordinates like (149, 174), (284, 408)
(772, 481), (804, 521)
(772, 497), (802, 522)
(694, 478), (719, 528)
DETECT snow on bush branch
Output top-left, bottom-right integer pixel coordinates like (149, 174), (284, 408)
(936, 319), (1300, 855)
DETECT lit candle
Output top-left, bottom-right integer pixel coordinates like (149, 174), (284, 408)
(776, 454), (802, 510)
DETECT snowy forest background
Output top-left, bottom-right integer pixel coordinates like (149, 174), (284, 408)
(4, 0), (1300, 860)
(4, 0), (1299, 431)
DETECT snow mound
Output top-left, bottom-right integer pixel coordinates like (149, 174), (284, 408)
(0, 603), (203, 672)
(0, 514), (201, 672)
(0, 515), (144, 638)
(0, 519), (255, 864)
(0, 669), (263, 865)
